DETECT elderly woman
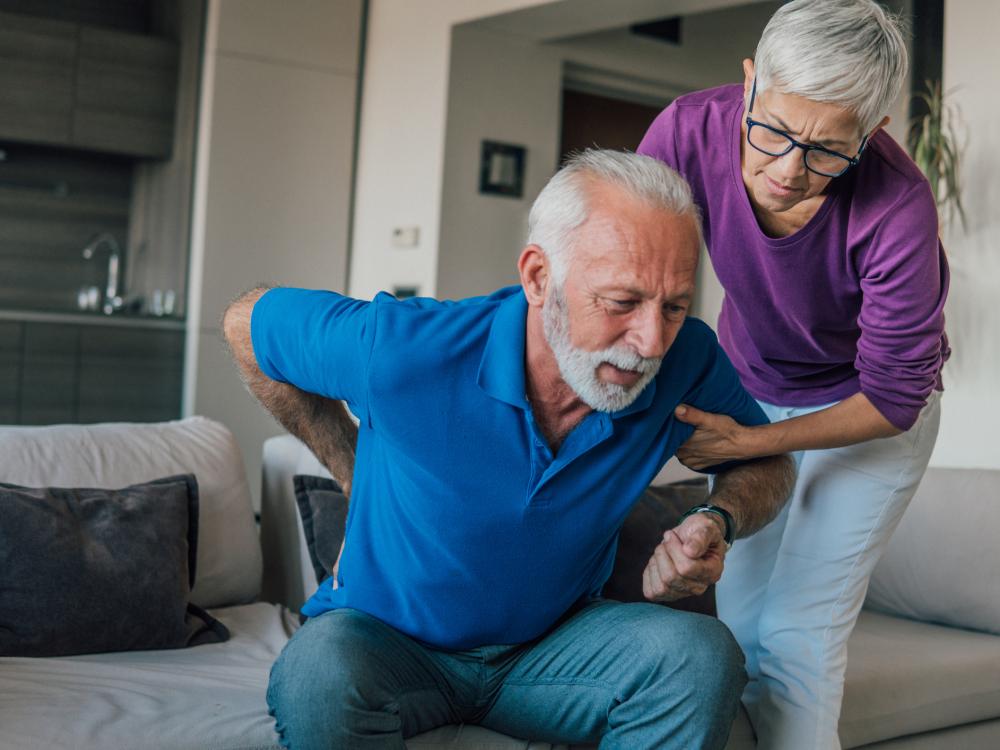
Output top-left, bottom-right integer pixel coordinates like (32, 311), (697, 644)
(638, 1), (948, 748)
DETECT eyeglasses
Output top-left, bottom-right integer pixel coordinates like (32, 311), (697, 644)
(745, 78), (866, 178)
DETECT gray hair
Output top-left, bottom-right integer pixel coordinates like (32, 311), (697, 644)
(754, 0), (908, 135)
(527, 149), (700, 284)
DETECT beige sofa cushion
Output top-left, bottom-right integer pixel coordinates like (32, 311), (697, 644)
(0, 417), (262, 608)
(0, 603), (291, 750)
(866, 467), (1000, 635)
(840, 610), (1000, 748)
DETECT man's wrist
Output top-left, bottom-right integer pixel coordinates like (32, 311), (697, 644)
(679, 504), (735, 548)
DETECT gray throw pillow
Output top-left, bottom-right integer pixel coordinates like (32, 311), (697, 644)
(0, 474), (229, 657)
(291, 474), (714, 616)
(293, 474), (349, 585)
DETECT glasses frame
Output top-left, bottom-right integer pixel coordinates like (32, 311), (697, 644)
(745, 78), (867, 178)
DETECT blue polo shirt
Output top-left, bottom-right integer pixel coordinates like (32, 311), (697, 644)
(252, 285), (767, 650)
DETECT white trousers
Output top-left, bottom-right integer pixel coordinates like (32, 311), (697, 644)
(716, 391), (941, 750)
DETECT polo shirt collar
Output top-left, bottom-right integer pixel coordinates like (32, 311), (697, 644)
(477, 288), (529, 409)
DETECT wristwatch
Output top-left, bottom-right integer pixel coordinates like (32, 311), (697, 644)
(679, 504), (735, 549)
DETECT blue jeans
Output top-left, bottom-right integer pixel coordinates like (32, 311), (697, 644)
(266, 599), (746, 749)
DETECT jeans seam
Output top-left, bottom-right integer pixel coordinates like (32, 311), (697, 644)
(502, 676), (618, 695)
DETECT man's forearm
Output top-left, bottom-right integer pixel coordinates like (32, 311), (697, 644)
(708, 454), (796, 539)
(222, 287), (358, 496)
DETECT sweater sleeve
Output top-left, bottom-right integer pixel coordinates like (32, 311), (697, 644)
(637, 101), (681, 170)
(855, 180), (949, 430)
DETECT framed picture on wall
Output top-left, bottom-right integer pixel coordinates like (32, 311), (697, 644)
(479, 140), (526, 198)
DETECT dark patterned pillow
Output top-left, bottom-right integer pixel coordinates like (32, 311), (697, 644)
(0, 474), (229, 657)
(292, 474), (348, 585)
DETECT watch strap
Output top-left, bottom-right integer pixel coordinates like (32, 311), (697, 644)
(679, 503), (735, 548)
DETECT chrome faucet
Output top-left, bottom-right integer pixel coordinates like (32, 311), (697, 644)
(81, 232), (124, 315)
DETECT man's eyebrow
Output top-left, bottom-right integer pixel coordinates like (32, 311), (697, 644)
(603, 286), (694, 302)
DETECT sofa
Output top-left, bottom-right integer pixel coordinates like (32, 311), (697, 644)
(262, 434), (1000, 750)
(1, 417), (998, 750)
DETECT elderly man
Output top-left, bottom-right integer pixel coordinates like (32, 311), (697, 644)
(223, 150), (795, 749)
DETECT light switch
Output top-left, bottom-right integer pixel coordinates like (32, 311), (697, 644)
(392, 226), (420, 247)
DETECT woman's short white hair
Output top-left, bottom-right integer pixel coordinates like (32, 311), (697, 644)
(526, 149), (701, 285)
(754, 0), (908, 135)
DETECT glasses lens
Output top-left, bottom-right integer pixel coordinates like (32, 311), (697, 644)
(805, 150), (852, 177)
(748, 123), (793, 156)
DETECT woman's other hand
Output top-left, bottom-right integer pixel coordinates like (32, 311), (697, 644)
(674, 404), (759, 469)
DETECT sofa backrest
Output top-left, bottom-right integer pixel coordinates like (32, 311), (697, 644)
(0, 416), (262, 609)
(865, 466), (1000, 635)
(260, 433), (328, 610)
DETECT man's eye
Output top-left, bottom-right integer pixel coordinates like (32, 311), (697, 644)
(664, 304), (688, 317)
(607, 298), (636, 310)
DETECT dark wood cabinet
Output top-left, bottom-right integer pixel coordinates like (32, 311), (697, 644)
(20, 322), (79, 424)
(77, 325), (184, 422)
(4, 320), (182, 425)
(0, 321), (23, 423)
(0, 11), (179, 158)
(73, 27), (179, 158)
(0, 12), (76, 147)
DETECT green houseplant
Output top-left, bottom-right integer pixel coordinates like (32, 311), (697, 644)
(907, 80), (967, 230)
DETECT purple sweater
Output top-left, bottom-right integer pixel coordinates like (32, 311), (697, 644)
(638, 84), (949, 431)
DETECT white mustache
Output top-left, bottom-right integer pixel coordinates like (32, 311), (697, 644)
(599, 346), (662, 374)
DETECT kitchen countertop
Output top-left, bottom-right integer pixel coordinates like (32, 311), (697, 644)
(0, 308), (186, 331)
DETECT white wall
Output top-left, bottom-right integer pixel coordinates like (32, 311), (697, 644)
(347, 0), (552, 301)
(348, 0), (778, 301)
(184, 0), (363, 508)
(434, 26), (562, 299)
(435, 2), (782, 301)
(930, 0), (1000, 468)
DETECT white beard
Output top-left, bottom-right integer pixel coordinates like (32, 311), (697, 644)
(541, 284), (662, 413)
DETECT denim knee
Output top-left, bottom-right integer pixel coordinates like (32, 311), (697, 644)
(678, 614), (748, 705)
(632, 608), (746, 714)
(267, 610), (399, 749)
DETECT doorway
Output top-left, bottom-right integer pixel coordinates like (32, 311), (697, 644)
(559, 89), (667, 163)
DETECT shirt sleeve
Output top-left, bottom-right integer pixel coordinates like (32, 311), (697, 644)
(680, 321), (771, 474)
(856, 181), (949, 431)
(250, 288), (377, 422)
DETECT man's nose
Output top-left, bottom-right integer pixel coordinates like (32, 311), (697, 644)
(627, 306), (669, 359)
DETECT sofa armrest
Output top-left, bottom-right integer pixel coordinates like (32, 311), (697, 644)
(259, 434), (332, 610)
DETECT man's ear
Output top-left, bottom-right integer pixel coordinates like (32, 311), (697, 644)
(518, 244), (550, 306)
(742, 58), (755, 102)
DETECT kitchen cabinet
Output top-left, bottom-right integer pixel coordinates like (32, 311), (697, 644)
(74, 27), (179, 158)
(3, 318), (183, 426)
(20, 322), (79, 425)
(77, 325), (184, 422)
(0, 322), (22, 423)
(0, 11), (179, 158)
(0, 12), (76, 146)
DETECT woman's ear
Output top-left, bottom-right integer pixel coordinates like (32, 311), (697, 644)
(518, 244), (549, 307)
(742, 58), (755, 101)
(868, 115), (891, 140)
